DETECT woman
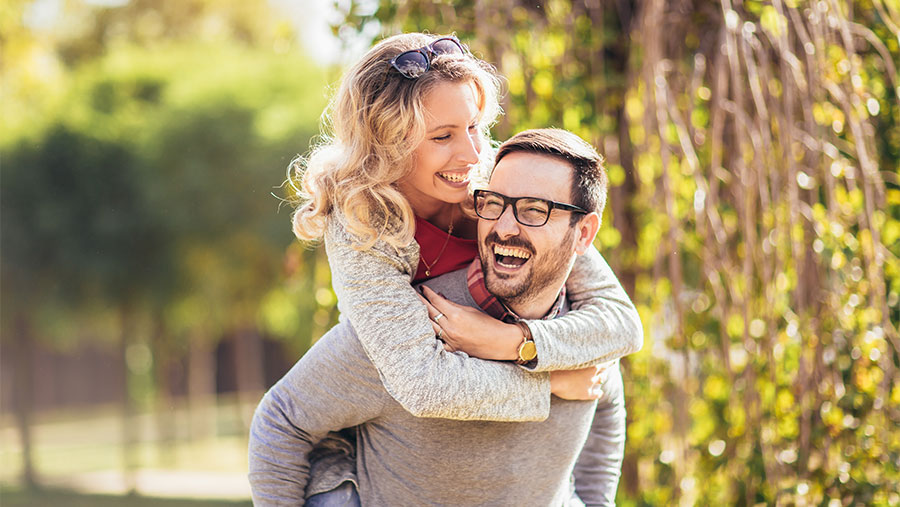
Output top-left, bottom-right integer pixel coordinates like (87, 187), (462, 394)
(289, 32), (642, 501)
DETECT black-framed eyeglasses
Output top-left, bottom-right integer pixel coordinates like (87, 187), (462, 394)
(390, 36), (467, 79)
(473, 189), (588, 227)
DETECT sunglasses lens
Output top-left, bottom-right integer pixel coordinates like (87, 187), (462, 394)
(393, 51), (429, 78)
(431, 38), (463, 56)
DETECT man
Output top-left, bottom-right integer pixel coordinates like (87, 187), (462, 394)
(249, 129), (629, 505)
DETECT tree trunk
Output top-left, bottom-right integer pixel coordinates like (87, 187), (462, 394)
(188, 331), (217, 440)
(119, 303), (137, 494)
(233, 327), (265, 432)
(151, 314), (176, 467)
(12, 314), (37, 490)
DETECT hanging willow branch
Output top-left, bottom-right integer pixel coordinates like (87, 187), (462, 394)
(344, 0), (899, 503)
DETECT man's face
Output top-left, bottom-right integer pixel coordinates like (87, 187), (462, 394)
(477, 151), (580, 306)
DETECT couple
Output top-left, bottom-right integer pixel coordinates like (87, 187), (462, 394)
(249, 33), (643, 505)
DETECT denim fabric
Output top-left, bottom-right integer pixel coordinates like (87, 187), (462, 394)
(305, 481), (360, 507)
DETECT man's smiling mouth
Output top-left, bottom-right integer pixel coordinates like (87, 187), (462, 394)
(493, 244), (531, 269)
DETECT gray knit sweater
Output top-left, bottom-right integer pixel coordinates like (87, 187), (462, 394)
(249, 268), (626, 506)
(323, 213), (642, 422)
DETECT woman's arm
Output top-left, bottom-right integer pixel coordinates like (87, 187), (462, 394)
(524, 244), (643, 372)
(324, 215), (552, 421)
(424, 243), (643, 370)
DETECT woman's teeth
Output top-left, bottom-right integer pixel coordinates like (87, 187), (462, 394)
(438, 172), (468, 183)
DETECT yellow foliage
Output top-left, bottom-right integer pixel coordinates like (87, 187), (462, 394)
(888, 189), (900, 206)
(704, 375), (729, 401)
(726, 314), (744, 339)
(636, 152), (659, 185)
(726, 403), (746, 437)
(507, 71), (525, 96)
(854, 365), (877, 394)
(531, 70), (554, 98)
(629, 124), (645, 146)
(776, 388), (794, 415)
(689, 399), (715, 443)
(259, 288), (301, 337)
(625, 93), (644, 121)
(562, 106), (582, 131)
(607, 164), (625, 186)
(598, 227), (621, 249)
(884, 220), (900, 248)
(760, 6), (786, 37)
(859, 228), (873, 257)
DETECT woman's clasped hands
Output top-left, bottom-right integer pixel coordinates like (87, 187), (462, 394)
(419, 285), (523, 361)
(420, 285), (609, 401)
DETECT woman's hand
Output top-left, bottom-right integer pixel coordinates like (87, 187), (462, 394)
(548, 363), (610, 400)
(420, 286), (522, 361)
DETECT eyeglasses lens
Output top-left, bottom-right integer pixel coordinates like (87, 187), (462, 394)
(476, 194), (504, 218)
(393, 51), (429, 78)
(517, 199), (550, 225)
(476, 192), (550, 226)
(392, 38), (465, 78)
(431, 38), (463, 56)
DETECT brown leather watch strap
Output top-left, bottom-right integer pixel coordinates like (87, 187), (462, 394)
(514, 321), (537, 364)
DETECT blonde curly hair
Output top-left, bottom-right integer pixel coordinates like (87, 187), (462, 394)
(290, 33), (502, 250)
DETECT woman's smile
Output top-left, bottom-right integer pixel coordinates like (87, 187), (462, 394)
(436, 170), (470, 186)
(399, 80), (482, 216)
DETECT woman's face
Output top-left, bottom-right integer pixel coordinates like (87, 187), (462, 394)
(399, 80), (483, 214)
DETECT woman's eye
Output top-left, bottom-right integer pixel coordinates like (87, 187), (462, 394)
(433, 134), (451, 141)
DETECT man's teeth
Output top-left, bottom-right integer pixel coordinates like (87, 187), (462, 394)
(493, 245), (531, 259)
(439, 172), (468, 183)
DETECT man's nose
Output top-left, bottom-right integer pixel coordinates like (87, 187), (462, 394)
(493, 204), (521, 238)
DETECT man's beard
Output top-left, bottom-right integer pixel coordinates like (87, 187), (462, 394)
(479, 228), (575, 308)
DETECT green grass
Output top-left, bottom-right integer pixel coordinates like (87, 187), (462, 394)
(0, 487), (252, 506)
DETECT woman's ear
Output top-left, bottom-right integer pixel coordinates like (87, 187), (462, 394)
(573, 212), (601, 255)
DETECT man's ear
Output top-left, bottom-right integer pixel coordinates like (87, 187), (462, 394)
(573, 212), (600, 255)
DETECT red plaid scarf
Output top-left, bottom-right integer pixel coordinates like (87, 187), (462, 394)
(465, 259), (566, 322)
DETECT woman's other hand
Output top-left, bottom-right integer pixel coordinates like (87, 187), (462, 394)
(548, 363), (610, 400)
(420, 286), (522, 361)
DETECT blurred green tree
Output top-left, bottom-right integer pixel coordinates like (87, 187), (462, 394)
(1, 123), (163, 489)
(1, 0), (329, 488)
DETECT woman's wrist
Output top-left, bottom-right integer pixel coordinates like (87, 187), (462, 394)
(498, 321), (525, 361)
(469, 320), (523, 361)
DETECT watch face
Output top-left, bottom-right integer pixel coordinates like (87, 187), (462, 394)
(519, 341), (537, 361)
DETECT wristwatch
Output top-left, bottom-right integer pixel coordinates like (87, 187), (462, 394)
(514, 321), (537, 364)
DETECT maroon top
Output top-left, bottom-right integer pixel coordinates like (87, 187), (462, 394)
(413, 215), (478, 282)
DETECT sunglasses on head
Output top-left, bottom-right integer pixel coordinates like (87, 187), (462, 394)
(390, 36), (467, 79)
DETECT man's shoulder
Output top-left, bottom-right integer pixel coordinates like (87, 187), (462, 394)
(416, 267), (477, 309)
(301, 321), (376, 374)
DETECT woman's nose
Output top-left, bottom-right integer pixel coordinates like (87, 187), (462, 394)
(457, 131), (480, 165)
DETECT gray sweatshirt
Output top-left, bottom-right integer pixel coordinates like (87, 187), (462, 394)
(323, 212), (642, 421)
(249, 268), (626, 506)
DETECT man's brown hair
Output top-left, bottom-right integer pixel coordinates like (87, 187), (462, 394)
(495, 128), (608, 223)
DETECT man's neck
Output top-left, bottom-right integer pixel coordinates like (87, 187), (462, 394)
(502, 284), (565, 320)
